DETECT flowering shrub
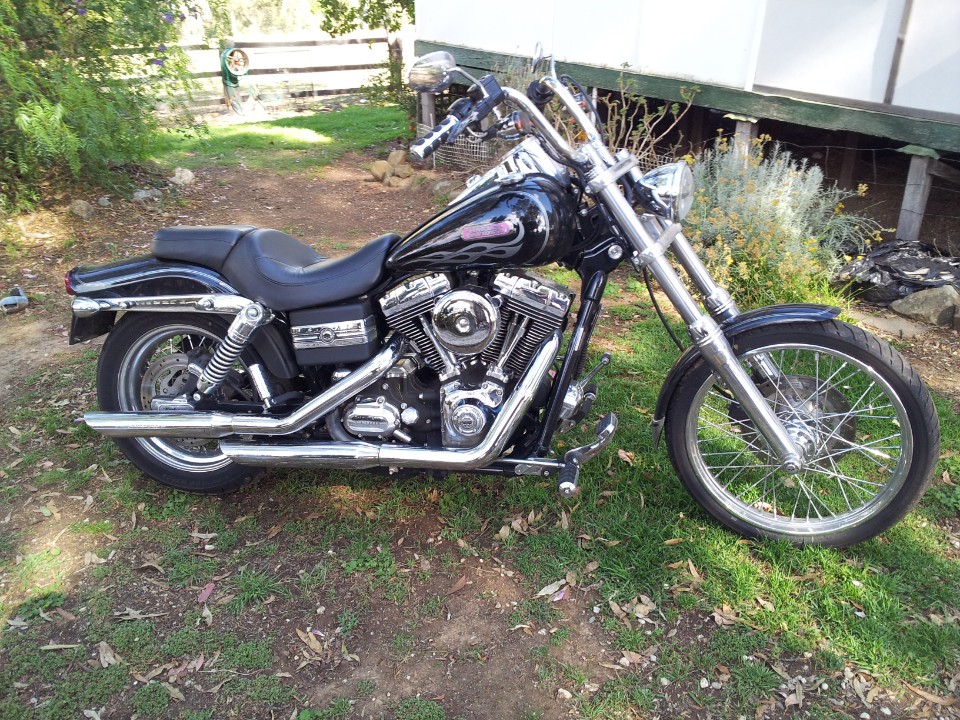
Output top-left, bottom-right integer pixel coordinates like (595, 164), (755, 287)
(0, 0), (195, 211)
(683, 137), (886, 307)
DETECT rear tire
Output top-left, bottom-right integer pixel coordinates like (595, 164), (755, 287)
(98, 312), (264, 493)
(664, 320), (939, 547)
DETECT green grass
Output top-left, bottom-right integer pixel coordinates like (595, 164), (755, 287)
(149, 104), (408, 172)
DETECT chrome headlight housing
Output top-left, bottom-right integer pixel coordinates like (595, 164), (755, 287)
(638, 161), (694, 222)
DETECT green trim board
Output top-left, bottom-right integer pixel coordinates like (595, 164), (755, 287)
(416, 41), (960, 154)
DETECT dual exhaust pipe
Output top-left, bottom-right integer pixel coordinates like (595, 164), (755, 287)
(84, 333), (561, 472)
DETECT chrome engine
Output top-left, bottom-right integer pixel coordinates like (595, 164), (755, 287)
(375, 272), (572, 448)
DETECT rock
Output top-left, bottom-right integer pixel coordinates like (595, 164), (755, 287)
(555, 688), (573, 701)
(169, 167), (195, 186)
(890, 285), (959, 326)
(387, 149), (408, 167)
(393, 163), (414, 179)
(68, 199), (95, 220)
(385, 175), (406, 189)
(407, 174), (429, 190)
(132, 188), (163, 203)
(954, 311), (960, 332)
(370, 160), (394, 182)
(846, 309), (930, 340)
(97, 196), (112, 207)
(429, 179), (461, 198)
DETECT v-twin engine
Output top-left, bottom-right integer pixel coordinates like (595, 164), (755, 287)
(378, 272), (572, 448)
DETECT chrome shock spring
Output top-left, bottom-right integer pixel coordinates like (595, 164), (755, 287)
(195, 303), (269, 397)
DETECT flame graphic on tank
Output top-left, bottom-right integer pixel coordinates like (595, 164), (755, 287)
(460, 220), (516, 241)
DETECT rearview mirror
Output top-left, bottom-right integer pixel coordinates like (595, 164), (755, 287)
(408, 51), (457, 93)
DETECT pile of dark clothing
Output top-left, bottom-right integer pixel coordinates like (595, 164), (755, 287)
(834, 239), (960, 305)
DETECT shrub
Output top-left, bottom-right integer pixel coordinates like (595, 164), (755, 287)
(684, 136), (885, 307)
(0, 0), (195, 211)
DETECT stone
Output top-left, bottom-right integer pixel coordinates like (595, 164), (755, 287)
(429, 179), (461, 198)
(890, 285), (960, 326)
(393, 163), (414, 179)
(68, 199), (95, 220)
(370, 160), (393, 182)
(406, 174), (429, 191)
(845, 309), (930, 340)
(954, 311), (960, 332)
(387, 149), (408, 167)
(132, 188), (162, 203)
(385, 175), (406, 189)
(97, 196), (112, 207)
(169, 167), (195, 186)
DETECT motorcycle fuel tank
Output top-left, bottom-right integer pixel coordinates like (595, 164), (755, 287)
(386, 176), (577, 273)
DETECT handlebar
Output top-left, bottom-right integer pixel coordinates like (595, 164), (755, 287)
(409, 114), (463, 161)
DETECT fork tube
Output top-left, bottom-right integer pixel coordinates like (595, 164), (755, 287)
(641, 215), (740, 324)
(595, 184), (803, 472)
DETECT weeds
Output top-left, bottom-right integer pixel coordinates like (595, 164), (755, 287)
(686, 137), (886, 306)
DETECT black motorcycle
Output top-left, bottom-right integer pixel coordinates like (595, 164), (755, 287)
(66, 51), (939, 547)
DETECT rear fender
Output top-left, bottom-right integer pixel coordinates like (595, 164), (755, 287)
(650, 304), (840, 447)
(68, 256), (299, 380)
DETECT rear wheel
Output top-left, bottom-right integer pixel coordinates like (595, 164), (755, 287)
(665, 321), (939, 546)
(98, 312), (264, 493)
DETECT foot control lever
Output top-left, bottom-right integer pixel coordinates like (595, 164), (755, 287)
(557, 412), (618, 498)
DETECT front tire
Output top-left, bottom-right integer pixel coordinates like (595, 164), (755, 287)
(665, 320), (939, 547)
(98, 312), (264, 493)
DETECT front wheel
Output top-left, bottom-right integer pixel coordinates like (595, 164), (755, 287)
(664, 320), (939, 547)
(98, 312), (265, 493)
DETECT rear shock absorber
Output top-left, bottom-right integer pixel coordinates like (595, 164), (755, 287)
(193, 303), (270, 398)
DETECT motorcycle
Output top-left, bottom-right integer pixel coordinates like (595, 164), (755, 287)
(66, 51), (940, 547)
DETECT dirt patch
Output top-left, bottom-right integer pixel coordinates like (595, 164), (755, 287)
(0, 320), (97, 404)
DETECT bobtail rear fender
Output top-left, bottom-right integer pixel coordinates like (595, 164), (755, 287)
(650, 304), (841, 447)
(67, 255), (299, 380)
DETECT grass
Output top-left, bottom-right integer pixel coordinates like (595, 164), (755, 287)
(149, 104), (408, 172)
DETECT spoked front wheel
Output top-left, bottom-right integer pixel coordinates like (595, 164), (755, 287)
(665, 321), (939, 547)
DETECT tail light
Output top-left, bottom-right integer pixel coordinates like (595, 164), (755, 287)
(64, 271), (76, 296)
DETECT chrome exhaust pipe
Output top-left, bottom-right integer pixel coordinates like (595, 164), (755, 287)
(219, 332), (561, 470)
(84, 336), (404, 438)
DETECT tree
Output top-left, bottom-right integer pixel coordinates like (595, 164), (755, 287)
(0, 0), (194, 210)
(311, 0), (413, 36)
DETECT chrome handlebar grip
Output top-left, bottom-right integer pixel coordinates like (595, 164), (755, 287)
(410, 115), (462, 161)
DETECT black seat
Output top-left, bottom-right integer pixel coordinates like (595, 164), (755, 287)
(221, 228), (399, 311)
(152, 226), (256, 273)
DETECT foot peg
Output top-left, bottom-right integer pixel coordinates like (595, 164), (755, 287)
(557, 412), (618, 498)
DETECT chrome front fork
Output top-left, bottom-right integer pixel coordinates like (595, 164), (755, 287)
(594, 179), (803, 473)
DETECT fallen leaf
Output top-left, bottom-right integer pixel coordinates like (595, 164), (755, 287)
(905, 683), (957, 706)
(200, 605), (213, 627)
(296, 628), (325, 655)
(190, 531), (217, 542)
(54, 608), (77, 622)
(617, 449), (635, 465)
(6, 617), (28, 629)
(620, 650), (644, 666)
(98, 641), (120, 667)
(583, 560), (599, 574)
(161, 682), (185, 702)
(565, 571), (577, 588)
(266, 524), (283, 539)
(535, 579), (566, 598)
(559, 510), (570, 530)
(201, 677), (233, 694)
(40, 643), (81, 651)
(446, 575), (467, 595)
(755, 596), (775, 611)
(496, 525), (510, 540)
(83, 711), (102, 720)
(687, 559), (703, 584)
(664, 538), (683, 545)
(710, 604), (737, 626)
(197, 583), (215, 604)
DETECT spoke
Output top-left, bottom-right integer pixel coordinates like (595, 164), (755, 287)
(825, 451), (855, 512)
(810, 465), (884, 495)
(813, 380), (880, 453)
(795, 476), (834, 519)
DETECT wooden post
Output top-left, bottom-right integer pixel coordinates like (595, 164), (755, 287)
(726, 114), (758, 160)
(837, 131), (860, 190)
(897, 153), (934, 242)
(419, 92), (436, 128)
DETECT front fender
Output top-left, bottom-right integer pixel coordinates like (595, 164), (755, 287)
(650, 304), (840, 447)
(67, 256), (299, 380)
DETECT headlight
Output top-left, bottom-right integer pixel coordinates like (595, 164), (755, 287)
(638, 161), (695, 222)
